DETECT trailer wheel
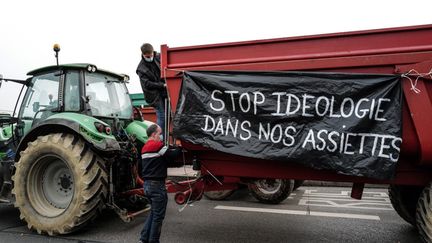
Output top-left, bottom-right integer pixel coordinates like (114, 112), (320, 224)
(248, 179), (293, 204)
(204, 190), (235, 200)
(293, 180), (304, 191)
(416, 183), (432, 243)
(389, 185), (422, 226)
(12, 133), (108, 235)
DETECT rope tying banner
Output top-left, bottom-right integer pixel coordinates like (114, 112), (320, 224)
(401, 68), (432, 94)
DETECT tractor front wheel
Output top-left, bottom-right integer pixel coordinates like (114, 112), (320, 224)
(248, 179), (293, 204)
(12, 133), (108, 235)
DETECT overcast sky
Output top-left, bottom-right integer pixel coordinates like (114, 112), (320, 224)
(1, 0), (432, 113)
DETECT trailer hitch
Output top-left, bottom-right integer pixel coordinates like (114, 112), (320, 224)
(107, 162), (150, 223)
(166, 178), (205, 205)
(108, 202), (151, 223)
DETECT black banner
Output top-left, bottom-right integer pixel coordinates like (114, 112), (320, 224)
(173, 71), (402, 180)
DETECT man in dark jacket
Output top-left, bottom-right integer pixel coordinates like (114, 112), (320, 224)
(136, 43), (167, 135)
(139, 124), (180, 243)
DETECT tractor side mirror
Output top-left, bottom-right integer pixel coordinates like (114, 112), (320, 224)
(0, 113), (12, 127)
(32, 102), (40, 112)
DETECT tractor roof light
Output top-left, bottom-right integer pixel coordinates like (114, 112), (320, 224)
(53, 43), (60, 52)
(121, 74), (130, 82)
(53, 44), (60, 66)
(87, 65), (97, 73)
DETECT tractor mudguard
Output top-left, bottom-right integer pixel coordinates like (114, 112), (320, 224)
(16, 114), (120, 161)
(125, 120), (154, 144)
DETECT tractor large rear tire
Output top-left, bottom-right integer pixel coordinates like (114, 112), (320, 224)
(12, 133), (108, 235)
(416, 183), (432, 243)
(248, 179), (294, 204)
(389, 185), (422, 226)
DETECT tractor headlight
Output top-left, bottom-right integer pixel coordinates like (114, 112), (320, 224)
(94, 122), (111, 135)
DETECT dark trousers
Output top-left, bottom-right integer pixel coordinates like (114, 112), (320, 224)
(154, 98), (166, 136)
(140, 180), (168, 243)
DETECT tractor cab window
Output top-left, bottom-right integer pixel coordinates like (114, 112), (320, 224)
(85, 72), (132, 119)
(19, 72), (59, 122)
(64, 71), (80, 111)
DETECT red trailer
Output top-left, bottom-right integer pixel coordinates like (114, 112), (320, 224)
(160, 25), (432, 242)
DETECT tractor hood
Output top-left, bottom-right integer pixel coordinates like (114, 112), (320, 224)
(125, 120), (154, 144)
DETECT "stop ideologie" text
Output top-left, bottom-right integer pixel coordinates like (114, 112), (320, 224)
(209, 90), (390, 120)
(201, 89), (402, 162)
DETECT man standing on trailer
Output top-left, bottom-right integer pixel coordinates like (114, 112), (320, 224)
(139, 124), (180, 243)
(136, 43), (167, 135)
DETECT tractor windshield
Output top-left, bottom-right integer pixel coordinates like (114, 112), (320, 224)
(85, 72), (132, 119)
(19, 72), (59, 121)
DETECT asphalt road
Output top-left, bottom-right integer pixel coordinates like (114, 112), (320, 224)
(0, 186), (421, 243)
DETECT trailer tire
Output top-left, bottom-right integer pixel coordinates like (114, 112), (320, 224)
(293, 180), (304, 191)
(416, 183), (432, 243)
(248, 179), (293, 204)
(389, 185), (422, 226)
(204, 190), (235, 200)
(12, 133), (108, 235)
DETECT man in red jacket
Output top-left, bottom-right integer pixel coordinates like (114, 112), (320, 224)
(139, 124), (180, 243)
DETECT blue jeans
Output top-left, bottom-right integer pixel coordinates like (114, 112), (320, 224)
(140, 180), (168, 243)
(154, 98), (166, 136)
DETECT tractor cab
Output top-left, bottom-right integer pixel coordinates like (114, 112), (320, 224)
(17, 64), (133, 137)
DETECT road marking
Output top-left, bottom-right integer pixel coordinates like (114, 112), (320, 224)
(303, 190), (389, 200)
(296, 189), (393, 210)
(299, 197), (390, 203)
(298, 199), (393, 210)
(215, 205), (380, 220)
(303, 194), (390, 201)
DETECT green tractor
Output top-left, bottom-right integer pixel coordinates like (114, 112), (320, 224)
(0, 46), (154, 235)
